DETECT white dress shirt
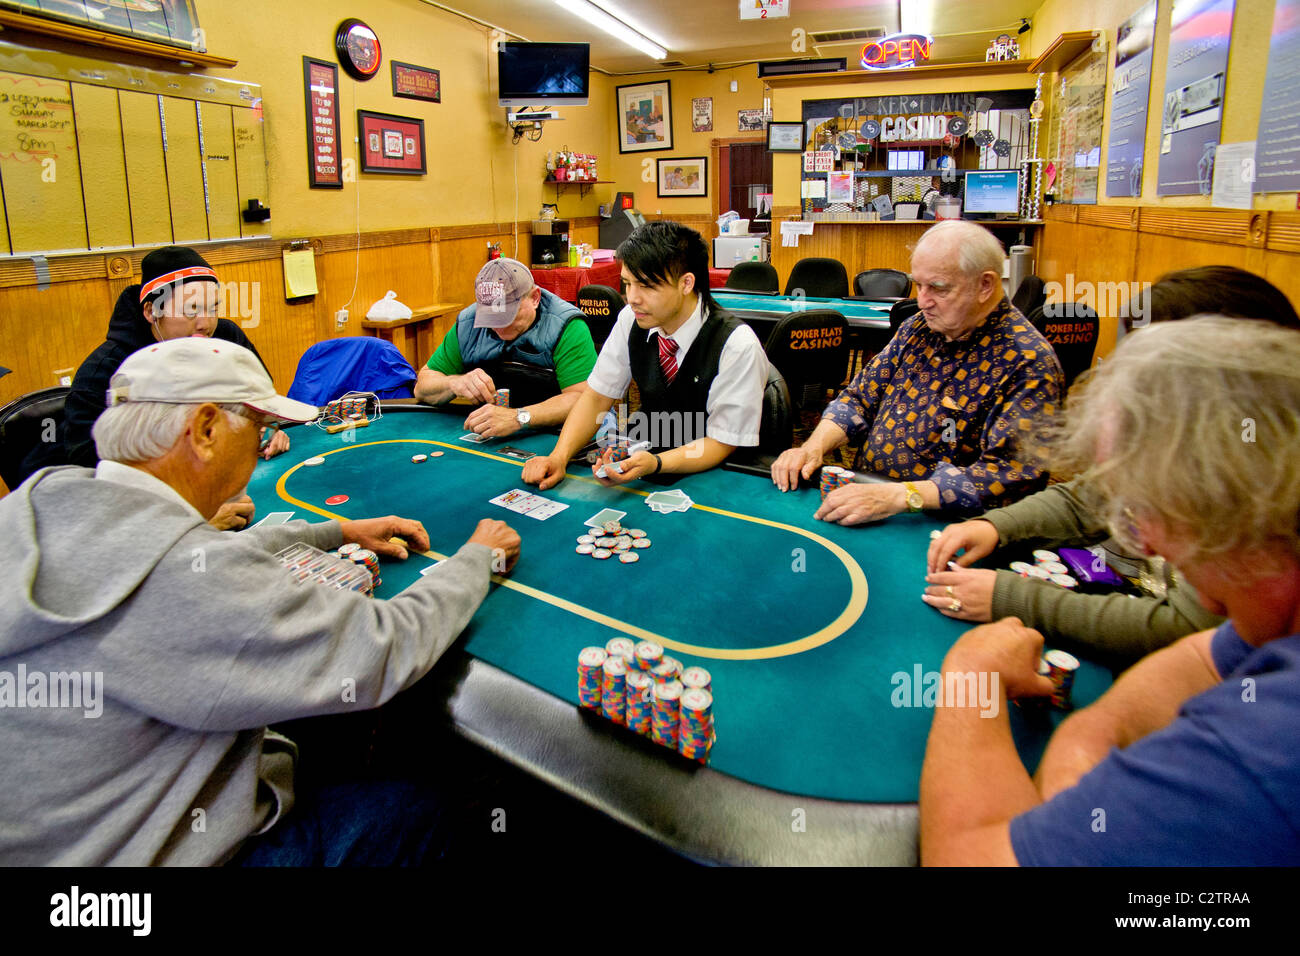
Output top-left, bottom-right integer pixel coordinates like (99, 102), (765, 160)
(586, 298), (769, 447)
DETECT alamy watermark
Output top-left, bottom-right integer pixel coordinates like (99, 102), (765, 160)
(0, 666), (103, 718)
(891, 664), (1001, 717)
(1042, 275), (1152, 327)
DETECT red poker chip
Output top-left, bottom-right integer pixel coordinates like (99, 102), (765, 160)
(325, 494), (350, 505)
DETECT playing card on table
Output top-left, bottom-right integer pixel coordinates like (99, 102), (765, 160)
(584, 508), (627, 529)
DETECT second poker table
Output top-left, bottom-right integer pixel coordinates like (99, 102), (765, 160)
(246, 403), (1113, 864)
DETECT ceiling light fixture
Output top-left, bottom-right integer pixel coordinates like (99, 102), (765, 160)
(553, 0), (668, 60)
(1018, 17), (1032, 34)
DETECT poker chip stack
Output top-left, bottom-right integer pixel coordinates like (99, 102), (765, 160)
(348, 549), (382, 590)
(576, 638), (716, 762)
(1010, 549), (1078, 589)
(678, 688), (714, 763)
(600, 654), (627, 725)
(494, 388), (511, 408)
(274, 544), (372, 595)
(573, 520), (651, 565)
(1042, 649), (1080, 709)
(577, 647), (607, 710)
(819, 466), (855, 500)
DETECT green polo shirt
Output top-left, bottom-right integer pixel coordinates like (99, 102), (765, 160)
(425, 317), (598, 389)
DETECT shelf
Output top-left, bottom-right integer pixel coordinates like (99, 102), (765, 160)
(762, 59), (1039, 88)
(546, 178), (612, 199)
(0, 9), (237, 67)
(1027, 31), (1102, 75)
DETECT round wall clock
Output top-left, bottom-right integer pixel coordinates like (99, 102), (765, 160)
(336, 19), (382, 80)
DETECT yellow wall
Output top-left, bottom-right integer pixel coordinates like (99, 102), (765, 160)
(1029, 0), (1285, 208)
(605, 66), (769, 218)
(197, 0), (615, 240)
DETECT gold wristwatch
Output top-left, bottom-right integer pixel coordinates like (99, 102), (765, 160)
(903, 481), (924, 513)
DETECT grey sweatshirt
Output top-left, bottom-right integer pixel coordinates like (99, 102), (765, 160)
(0, 464), (495, 865)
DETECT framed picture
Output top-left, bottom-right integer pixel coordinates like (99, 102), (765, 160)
(737, 109), (766, 132)
(617, 81), (673, 153)
(766, 121), (805, 152)
(691, 96), (713, 132)
(357, 109), (426, 175)
(391, 60), (441, 102)
(303, 57), (342, 188)
(656, 157), (708, 197)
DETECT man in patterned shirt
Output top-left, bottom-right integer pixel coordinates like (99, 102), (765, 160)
(771, 220), (1063, 524)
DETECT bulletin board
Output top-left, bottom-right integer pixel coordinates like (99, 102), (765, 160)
(0, 37), (269, 256)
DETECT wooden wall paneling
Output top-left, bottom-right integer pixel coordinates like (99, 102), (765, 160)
(210, 256), (317, 391)
(0, 277), (116, 405)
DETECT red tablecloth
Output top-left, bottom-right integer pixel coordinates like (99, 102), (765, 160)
(530, 260), (622, 302)
(708, 267), (732, 288)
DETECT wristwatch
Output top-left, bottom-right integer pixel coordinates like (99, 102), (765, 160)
(516, 409), (532, 427)
(903, 481), (924, 513)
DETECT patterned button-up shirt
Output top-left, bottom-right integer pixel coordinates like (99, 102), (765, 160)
(822, 297), (1063, 512)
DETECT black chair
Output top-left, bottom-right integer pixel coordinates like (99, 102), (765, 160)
(1012, 274), (1047, 317)
(724, 261), (780, 294)
(784, 257), (849, 299)
(762, 309), (849, 413)
(576, 284), (625, 350)
(888, 298), (921, 337)
(853, 268), (912, 299)
(0, 386), (71, 490)
(1025, 302), (1100, 390)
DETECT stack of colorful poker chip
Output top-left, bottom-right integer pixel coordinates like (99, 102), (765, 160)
(652, 656), (682, 684)
(678, 688), (714, 762)
(601, 654), (627, 724)
(576, 647), (607, 710)
(625, 671), (654, 735)
(819, 466), (855, 500)
(1026, 549), (1077, 589)
(349, 548), (381, 589)
(605, 637), (635, 662)
(1042, 649), (1079, 709)
(681, 666), (712, 694)
(494, 388), (510, 408)
(651, 679), (682, 748)
(337, 542), (361, 559)
(632, 640), (663, 672)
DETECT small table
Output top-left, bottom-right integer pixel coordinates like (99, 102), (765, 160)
(708, 267), (732, 288)
(361, 303), (463, 370)
(530, 260), (622, 303)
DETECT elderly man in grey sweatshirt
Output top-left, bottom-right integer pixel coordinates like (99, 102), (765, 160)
(0, 337), (520, 865)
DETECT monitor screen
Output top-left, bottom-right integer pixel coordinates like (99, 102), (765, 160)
(498, 42), (590, 108)
(963, 170), (1021, 214)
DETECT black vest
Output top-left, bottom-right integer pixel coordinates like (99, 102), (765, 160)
(628, 307), (742, 453)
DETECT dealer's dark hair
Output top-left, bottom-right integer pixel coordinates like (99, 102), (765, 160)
(1128, 265), (1300, 332)
(617, 221), (712, 310)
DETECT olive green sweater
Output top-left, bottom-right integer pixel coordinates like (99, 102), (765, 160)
(977, 479), (1223, 661)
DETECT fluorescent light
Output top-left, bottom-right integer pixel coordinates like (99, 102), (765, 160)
(553, 0), (668, 60)
(899, 0), (936, 36)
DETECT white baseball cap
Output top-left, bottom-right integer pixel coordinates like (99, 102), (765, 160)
(107, 338), (318, 423)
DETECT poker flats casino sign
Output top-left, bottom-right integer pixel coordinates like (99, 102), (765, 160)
(861, 34), (933, 70)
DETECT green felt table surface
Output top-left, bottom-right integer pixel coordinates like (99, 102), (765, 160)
(246, 406), (1112, 803)
(711, 291), (893, 327)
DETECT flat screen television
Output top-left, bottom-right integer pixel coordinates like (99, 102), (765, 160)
(498, 42), (590, 108)
(963, 170), (1021, 215)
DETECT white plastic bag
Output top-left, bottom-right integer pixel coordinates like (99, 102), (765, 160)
(366, 290), (413, 321)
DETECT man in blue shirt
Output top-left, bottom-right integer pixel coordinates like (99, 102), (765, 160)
(919, 317), (1300, 865)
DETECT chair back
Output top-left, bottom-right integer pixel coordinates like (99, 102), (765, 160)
(288, 337), (416, 406)
(725, 261), (780, 293)
(763, 309), (849, 411)
(854, 268), (912, 298)
(576, 284), (625, 351)
(1026, 302), (1100, 389)
(784, 257), (849, 299)
(1012, 274), (1047, 317)
(0, 386), (71, 489)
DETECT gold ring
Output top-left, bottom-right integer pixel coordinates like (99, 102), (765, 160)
(946, 585), (955, 597)
(949, 599), (962, 613)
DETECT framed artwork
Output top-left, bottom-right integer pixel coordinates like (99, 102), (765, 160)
(391, 60), (441, 102)
(617, 80), (673, 153)
(766, 121), (805, 152)
(737, 109), (766, 132)
(657, 157), (708, 197)
(303, 57), (342, 188)
(357, 109), (426, 175)
(691, 96), (713, 132)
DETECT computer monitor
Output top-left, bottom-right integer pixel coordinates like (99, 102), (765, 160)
(963, 170), (1021, 215)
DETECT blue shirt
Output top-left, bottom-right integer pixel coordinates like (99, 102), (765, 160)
(1010, 621), (1300, 865)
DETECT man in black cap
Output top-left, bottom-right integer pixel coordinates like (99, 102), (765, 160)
(48, 246), (288, 529)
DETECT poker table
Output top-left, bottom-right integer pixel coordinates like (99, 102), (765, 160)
(711, 290), (896, 358)
(246, 403), (1114, 865)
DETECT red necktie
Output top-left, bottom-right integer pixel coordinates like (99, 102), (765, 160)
(658, 334), (679, 385)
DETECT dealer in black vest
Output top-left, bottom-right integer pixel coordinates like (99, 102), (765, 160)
(522, 221), (769, 490)
(413, 258), (598, 437)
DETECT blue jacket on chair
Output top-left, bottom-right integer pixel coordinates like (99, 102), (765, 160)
(287, 337), (417, 405)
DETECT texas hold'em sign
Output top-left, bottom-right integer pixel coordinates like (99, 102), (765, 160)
(861, 34), (933, 70)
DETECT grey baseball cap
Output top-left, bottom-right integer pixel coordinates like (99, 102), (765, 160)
(474, 258), (535, 329)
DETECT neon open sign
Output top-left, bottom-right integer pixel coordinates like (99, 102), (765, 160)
(861, 33), (933, 70)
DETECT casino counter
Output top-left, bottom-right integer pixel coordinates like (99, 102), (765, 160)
(246, 403), (1114, 865)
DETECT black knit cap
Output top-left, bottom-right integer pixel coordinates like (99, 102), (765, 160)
(139, 246), (219, 305)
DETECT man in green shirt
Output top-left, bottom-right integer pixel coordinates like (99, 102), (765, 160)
(414, 258), (598, 438)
